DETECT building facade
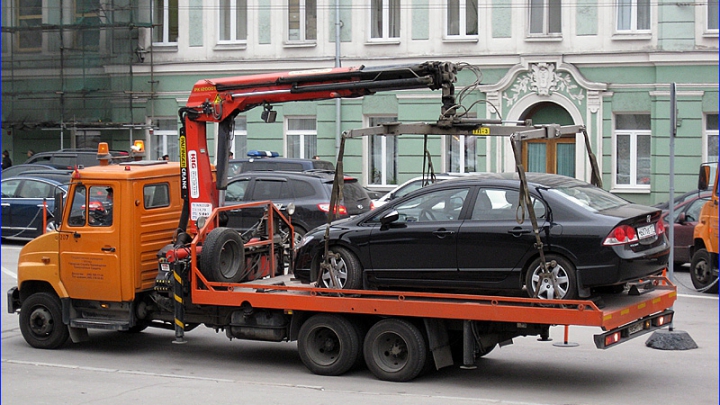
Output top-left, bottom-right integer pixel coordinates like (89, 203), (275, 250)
(2, 0), (718, 204)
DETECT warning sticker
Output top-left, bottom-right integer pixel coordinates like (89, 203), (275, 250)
(191, 202), (213, 221)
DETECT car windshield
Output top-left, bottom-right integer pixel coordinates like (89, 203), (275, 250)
(548, 185), (629, 212)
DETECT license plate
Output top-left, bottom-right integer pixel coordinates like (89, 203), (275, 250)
(637, 224), (656, 239)
(628, 322), (644, 335)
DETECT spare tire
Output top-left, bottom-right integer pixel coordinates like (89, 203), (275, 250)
(200, 227), (245, 283)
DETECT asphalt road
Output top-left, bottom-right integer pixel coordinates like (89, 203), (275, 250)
(2, 240), (718, 405)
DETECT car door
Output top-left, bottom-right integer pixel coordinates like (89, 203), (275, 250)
(456, 187), (548, 284)
(3, 178), (56, 239)
(1, 179), (22, 238)
(367, 186), (470, 285)
(672, 197), (709, 263)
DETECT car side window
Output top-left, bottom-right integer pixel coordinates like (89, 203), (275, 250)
(17, 180), (52, 199)
(471, 188), (546, 221)
(88, 186), (113, 227)
(394, 187), (469, 222)
(226, 179), (249, 202)
(68, 186), (87, 226)
(290, 179), (315, 199)
(251, 179), (292, 200)
(685, 198), (708, 222)
(1, 179), (21, 198)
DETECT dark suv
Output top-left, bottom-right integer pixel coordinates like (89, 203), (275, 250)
(224, 171), (373, 239)
(229, 151), (335, 175)
(25, 149), (131, 169)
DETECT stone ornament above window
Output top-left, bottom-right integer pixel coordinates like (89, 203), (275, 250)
(504, 63), (585, 107)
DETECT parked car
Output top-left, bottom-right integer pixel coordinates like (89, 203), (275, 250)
(24, 148), (131, 168)
(229, 151), (335, 175)
(373, 174), (458, 207)
(653, 189), (711, 210)
(293, 172), (670, 299)
(1, 163), (69, 178)
(225, 171), (373, 243)
(1, 175), (70, 240)
(661, 192), (711, 266)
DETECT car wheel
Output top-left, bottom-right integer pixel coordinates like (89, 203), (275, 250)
(525, 254), (578, 300)
(19, 292), (70, 349)
(690, 248), (718, 294)
(199, 227), (245, 283)
(319, 246), (363, 290)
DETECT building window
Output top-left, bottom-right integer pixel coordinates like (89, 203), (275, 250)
(370, 0), (400, 40)
(153, 0), (178, 45)
(616, 0), (650, 32)
(286, 117), (317, 159)
(705, 114), (718, 163)
(368, 116), (398, 186)
(75, 0), (101, 50)
(154, 119), (179, 161)
(16, 0), (42, 51)
(708, 0), (719, 31)
(614, 114), (651, 189)
(219, 0), (247, 43)
(233, 116), (247, 159)
(446, 0), (478, 37)
(529, 0), (561, 36)
(446, 135), (478, 173)
(288, 0), (317, 41)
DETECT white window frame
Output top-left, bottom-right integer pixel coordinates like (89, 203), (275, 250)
(528, 0), (562, 37)
(218, 0), (248, 44)
(615, 0), (651, 33)
(154, 119), (179, 161)
(287, 0), (317, 42)
(232, 116), (247, 159)
(285, 117), (317, 159)
(152, 0), (178, 46)
(446, 135), (478, 174)
(612, 114), (652, 192)
(707, 0), (719, 32)
(704, 113), (719, 163)
(445, 0), (478, 39)
(369, 0), (400, 41)
(366, 116), (398, 186)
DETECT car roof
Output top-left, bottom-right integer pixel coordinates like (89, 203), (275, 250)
(230, 170), (358, 182)
(2, 175), (70, 187)
(428, 172), (591, 189)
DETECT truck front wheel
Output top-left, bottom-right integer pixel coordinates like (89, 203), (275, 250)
(690, 248), (718, 294)
(297, 314), (362, 376)
(364, 319), (427, 382)
(19, 292), (70, 349)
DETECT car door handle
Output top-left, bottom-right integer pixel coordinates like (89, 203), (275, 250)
(508, 227), (532, 237)
(432, 229), (455, 238)
(101, 246), (116, 252)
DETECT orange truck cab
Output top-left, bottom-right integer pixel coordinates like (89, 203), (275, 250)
(9, 160), (184, 344)
(690, 162), (719, 293)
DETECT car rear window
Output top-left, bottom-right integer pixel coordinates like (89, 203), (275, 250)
(549, 185), (629, 212)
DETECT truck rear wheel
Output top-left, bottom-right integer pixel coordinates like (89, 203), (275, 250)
(690, 248), (718, 293)
(297, 314), (362, 376)
(19, 292), (70, 349)
(200, 227), (245, 283)
(364, 319), (427, 382)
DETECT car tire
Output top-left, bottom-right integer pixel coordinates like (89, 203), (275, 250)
(199, 227), (246, 283)
(690, 248), (718, 294)
(525, 254), (578, 300)
(319, 246), (363, 290)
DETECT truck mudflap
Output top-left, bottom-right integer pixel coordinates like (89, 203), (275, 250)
(594, 309), (674, 349)
(7, 286), (20, 313)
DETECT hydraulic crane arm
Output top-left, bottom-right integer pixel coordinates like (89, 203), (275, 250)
(177, 61), (458, 234)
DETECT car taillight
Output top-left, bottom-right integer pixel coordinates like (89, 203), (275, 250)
(656, 220), (665, 235)
(370, 201), (375, 210)
(318, 203), (348, 216)
(603, 225), (639, 246)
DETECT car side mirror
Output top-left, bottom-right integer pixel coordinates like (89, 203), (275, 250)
(676, 212), (686, 224)
(698, 164), (712, 191)
(380, 210), (400, 226)
(53, 189), (64, 227)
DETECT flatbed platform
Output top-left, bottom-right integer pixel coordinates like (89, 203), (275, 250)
(191, 273), (676, 332)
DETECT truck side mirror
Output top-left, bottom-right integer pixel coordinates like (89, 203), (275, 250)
(698, 164), (711, 191)
(53, 189), (64, 227)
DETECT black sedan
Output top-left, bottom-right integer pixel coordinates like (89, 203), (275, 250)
(1, 176), (69, 240)
(293, 173), (670, 299)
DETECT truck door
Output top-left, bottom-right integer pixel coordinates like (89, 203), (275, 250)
(59, 184), (122, 301)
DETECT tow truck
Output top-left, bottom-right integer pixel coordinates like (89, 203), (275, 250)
(690, 162), (719, 293)
(8, 61), (676, 382)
